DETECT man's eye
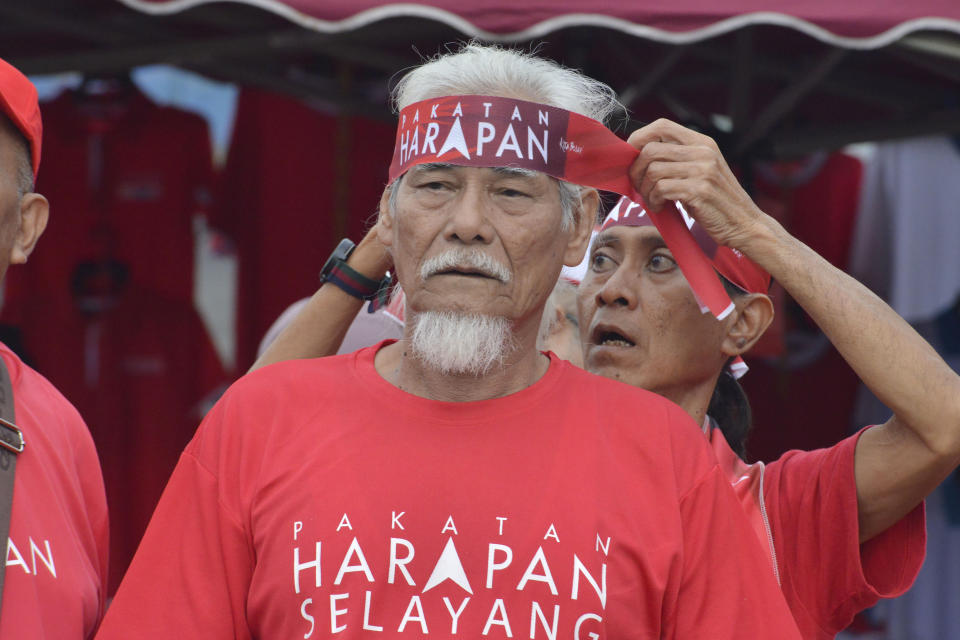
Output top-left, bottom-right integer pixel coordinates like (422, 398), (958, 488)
(422, 182), (448, 191)
(649, 254), (677, 272)
(498, 188), (528, 198)
(591, 253), (612, 271)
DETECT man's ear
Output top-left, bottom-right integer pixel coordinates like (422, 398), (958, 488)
(721, 292), (774, 357)
(10, 193), (48, 265)
(562, 188), (598, 267)
(377, 187), (394, 248)
(550, 304), (566, 335)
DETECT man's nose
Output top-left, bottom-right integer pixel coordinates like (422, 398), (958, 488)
(595, 267), (638, 309)
(445, 183), (494, 245)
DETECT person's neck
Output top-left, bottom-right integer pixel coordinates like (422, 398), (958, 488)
(653, 374), (720, 433)
(374, 325), (550, 403)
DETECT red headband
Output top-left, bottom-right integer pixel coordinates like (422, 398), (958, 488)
(601, 196), (770, 298)
(0, 58), (42, 177)
(389, 94), (744, 319)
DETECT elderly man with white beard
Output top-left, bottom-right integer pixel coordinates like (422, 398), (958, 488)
(97, 44), (802, 640)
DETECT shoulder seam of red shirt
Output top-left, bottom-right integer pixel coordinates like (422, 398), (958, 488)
(182, 447), (248, 535)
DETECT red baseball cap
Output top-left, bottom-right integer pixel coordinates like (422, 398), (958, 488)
(0, 57), (42, 178)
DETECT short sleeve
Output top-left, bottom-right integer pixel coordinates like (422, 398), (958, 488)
(669, 466), (802, 639)
(763, 428), (926, 636)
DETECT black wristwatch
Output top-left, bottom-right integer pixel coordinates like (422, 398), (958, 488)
(319, 238), (391, 302)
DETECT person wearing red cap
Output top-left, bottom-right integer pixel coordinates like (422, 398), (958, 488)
(0, 58), (109, 638)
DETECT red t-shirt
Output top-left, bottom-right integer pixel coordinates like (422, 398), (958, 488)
(0, 342), (109, 639)
(764, 431), (926, 638)
(98, 344), (801, 639)
(708, 425), (925, 638)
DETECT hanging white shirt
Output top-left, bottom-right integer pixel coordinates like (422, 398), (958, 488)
(850, 136), (960, 322)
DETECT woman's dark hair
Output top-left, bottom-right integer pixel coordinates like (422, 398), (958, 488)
(707, 276), (754, 460)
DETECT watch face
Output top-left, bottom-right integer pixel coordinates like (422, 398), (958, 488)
(320, 238), (357, 281)
(335, 237), (357, 262)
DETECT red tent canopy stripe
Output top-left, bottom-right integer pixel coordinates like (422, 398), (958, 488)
(116, 0), (960, 48)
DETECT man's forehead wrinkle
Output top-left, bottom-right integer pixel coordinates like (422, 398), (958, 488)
(491, 166), (540, 179)
(410, 164), (540, 177)
(406, 164), (546, 185)
(410, 162), (456, 175)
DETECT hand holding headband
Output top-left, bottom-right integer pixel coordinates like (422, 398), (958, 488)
(627, 119), (773, 258)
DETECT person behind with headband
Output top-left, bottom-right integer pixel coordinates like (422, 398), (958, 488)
(0, 58), (109, 638)
(577, 116), (957, 638)
(246, 84), (954, 640)
(97, 44), (803, 639)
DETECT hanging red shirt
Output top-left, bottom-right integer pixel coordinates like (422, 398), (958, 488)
(745, 152), (865, 460)
(2, 88), (213, 320)
(211, 89), (395, 369)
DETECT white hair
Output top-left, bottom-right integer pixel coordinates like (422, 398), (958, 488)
(392, 43), (621, 124)
(410, 311), (515, 375)
(420, 247), (512, 283)
(387, 42), (623, 229)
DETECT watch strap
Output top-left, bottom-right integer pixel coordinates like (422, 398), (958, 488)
(366, 278), (393, 312)
(326, 260), (390, 301)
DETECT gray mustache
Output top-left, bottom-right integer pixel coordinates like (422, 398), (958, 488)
(420, 249), (512, 283)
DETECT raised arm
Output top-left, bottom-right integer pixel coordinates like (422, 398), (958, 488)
(249, 224), (392, 372)
(628, 118), (960, 542)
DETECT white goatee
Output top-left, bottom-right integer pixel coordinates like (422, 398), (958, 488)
(410, 311), (515, 376)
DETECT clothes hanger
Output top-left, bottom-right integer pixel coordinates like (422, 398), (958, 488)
(70, 259), (131, 314)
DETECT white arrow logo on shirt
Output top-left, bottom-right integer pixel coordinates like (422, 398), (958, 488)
(422, 537), (473, 594)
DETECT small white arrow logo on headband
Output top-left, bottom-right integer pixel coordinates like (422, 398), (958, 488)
(437, 117), (471, 160)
